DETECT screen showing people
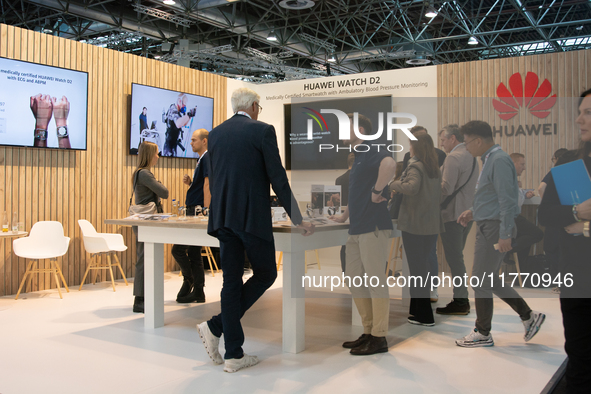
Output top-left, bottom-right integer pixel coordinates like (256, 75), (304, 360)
(129, 83), (214, 158)
(0, 57), (88, 150)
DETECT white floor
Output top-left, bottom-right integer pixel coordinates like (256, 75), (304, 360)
(0, 267), (565, 394)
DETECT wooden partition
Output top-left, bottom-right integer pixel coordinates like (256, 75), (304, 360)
(0, 24), (227, 296)
(437, 50), (591, 190)
(436, 49), (591, 272)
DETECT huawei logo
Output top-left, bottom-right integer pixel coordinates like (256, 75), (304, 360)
(493, 72), (557, 120)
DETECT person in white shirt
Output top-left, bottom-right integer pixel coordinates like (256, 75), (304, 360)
(507, 153), (543, 266)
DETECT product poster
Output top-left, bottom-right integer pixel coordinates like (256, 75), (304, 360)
(0, 57), (88, 150)
(129, 83), (214, 158)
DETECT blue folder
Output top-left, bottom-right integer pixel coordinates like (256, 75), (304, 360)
(550, 159), (591, 205)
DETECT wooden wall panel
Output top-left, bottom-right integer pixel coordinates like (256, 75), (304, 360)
(0, 24), (227, 296)
(437, 49), (591, 271)
(437, 49), (591, 190)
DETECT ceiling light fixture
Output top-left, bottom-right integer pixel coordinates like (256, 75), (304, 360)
(163, 0), (175, 5)
(327, 53), (336, 63)
(425, 5), (438, 18)
(468, 36), (478, 45)
(267, 30), (277, 41)
(42, 18), (53, 34)
(405, 55), (431, 65)
(278, 0), (315, 10)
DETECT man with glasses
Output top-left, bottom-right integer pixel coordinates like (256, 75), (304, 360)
(436, 124), (477, 315)
(196, 87), (315, 373)
(455, 120), (545, 347)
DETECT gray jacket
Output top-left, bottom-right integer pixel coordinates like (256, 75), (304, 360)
(390, 159), (444, 235)
(133, 168), (169, 207)
(440, 143), (478, 223)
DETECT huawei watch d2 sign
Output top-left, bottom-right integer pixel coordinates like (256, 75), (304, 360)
(0, 57), (89, 150)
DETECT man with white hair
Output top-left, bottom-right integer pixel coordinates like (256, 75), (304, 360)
(196, 88), (315, 373)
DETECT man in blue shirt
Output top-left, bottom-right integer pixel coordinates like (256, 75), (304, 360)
(172, 128), (210, 303)
(331, 114), (396, 356)
(455, 120), (545, 347)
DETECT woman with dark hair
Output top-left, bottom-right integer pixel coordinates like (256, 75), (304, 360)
(538, 89), (591, 393)
(131, 142), (169, 313)
(390, 133), (444, 326)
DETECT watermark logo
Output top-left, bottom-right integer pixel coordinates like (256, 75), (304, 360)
(493, 72), (557, 120)
(303, 107), (329, 133)
(305, 109), (417, 141)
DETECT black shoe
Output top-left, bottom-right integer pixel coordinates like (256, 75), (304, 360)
(407, 316), (435, 326)
(503, 255), (516, 265)
(342, 333), (371, 349)
(436, 300), (470, 315)
(133, 296), (144, 313)
(177, 286), (206, 303)
(176, 278), (194, 301)
(350, 335), (388, 355)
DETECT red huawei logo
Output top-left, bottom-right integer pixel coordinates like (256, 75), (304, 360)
(493, 72), (557, 120)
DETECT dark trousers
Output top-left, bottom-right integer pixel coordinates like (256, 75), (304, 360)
(428, 236), (439, 278)
(132, 226), (144, 297)
(340, 245), (346, 273)
(402, 231), (437, 324)
(472, 220), (531, 336)
(543, 226), (561, 277)
(207, 228), (277, 359)
(561, 298), (591, 394)
(440, 220), (473, 301)
(510, 215), (543, 264)
(171, 244), (204, 288)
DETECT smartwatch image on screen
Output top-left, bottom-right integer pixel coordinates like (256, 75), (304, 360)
(57, 126), (69, 138)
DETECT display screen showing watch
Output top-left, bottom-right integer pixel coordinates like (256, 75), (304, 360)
(57, 125), (69, 138)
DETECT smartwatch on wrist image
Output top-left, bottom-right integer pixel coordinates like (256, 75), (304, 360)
(34, 128), (48, 141)
(57, 125), (69, 138)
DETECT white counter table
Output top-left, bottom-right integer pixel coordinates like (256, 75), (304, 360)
(105, 217), (350, 353)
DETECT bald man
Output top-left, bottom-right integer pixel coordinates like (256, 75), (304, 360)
(172, 129), (210, 303)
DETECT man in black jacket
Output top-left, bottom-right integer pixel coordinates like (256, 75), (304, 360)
(172, 129), (210, 304)
(197, 88), (314, 373)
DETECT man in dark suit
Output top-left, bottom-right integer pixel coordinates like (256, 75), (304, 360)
(197, 87), (315, 373)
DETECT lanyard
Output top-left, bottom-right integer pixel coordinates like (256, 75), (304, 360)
(196, 150), (207, 169)
(236, 111), (251, 119)
(475, 146), (501, 191)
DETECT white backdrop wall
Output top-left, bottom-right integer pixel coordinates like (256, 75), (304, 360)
(226, 66), (438, 204)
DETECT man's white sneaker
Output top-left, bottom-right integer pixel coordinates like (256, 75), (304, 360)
(223, 354), (260, 373)
(523, 311), (546, 342)
(196, 321), (224, 365)
(455, 328), (494, 347)
(430, 287), (439, 303)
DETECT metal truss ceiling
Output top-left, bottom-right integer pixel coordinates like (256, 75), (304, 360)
(1, 0), (591, 83)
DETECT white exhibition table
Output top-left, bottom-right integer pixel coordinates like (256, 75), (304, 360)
(105, 216), (354, 353)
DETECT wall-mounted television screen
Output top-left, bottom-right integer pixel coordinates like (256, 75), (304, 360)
(129, 83), (214, 158)
(284, 96), (393, 170)
(0, 57), (88, 150)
